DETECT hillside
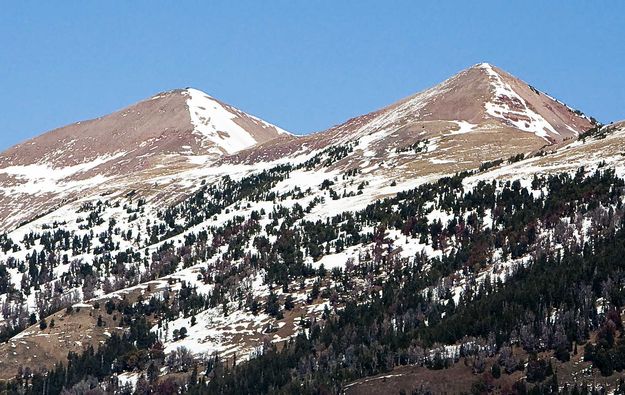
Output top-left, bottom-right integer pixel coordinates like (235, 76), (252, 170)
(1, 64), (624, 394)
(0, 88), (288, 231)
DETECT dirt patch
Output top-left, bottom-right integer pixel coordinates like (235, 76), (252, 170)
(0, 304), (119, 380)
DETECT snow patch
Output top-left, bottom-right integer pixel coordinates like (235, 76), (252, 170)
(186, 88), (288, 155)
(479, 63), (559, 141)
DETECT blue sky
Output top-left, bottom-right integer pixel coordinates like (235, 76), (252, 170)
(1, 1), (623, 150)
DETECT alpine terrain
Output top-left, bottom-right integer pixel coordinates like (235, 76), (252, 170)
(1, 63), (625, 394)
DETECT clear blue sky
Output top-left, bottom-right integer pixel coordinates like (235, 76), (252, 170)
(1, 1), (624, 150)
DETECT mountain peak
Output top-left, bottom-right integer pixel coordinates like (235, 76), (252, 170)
(469, 62), (510, 76)
(319, 62), (593, 146)
(0, 88), (290, 230)
(473, 63), (594, 141)
(1, 87), (289, 166)
(473, 61), (495, 69)
(183, 87), (289, 155)
(227, 63), (596, 171)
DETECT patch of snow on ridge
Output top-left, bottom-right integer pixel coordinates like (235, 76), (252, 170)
(186, 88), (259, 154)
(186, 88), (289, 155)
(0, 151), (127, 195)
(447, 120), (476, 135)
(478, 63), (559, 141)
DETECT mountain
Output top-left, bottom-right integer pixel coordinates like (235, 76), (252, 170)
(2, 64), (624, 394)
(322, 62), (592, 144)
(228, 63), (594, 181)
(0, 64), (595, 233)
(0, 88), (288, 231)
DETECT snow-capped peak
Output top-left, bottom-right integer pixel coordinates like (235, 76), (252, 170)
(185, 88), (289, 155)
(186, 88), (261, 154)
(475, 61), (494, 68)
(478, 63), (560, 141)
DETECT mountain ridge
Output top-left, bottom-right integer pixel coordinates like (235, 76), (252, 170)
(1, 63), (625, 393)
(0, 64), (598, 232)
(0, 87), (289, 231)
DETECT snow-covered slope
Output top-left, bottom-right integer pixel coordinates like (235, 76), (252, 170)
(0, 88), (288, 231)
(481, 63), (559, 139)
(478, 63), (592, 142)
(186, 88), (290, 155)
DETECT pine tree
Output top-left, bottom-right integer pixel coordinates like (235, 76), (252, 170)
(147, 362), (159, 383)
(189, 364), (198, 385)
(284, 295), (295, 311)
(265, 291), (280, 316)
(491, 362), (501, 379)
